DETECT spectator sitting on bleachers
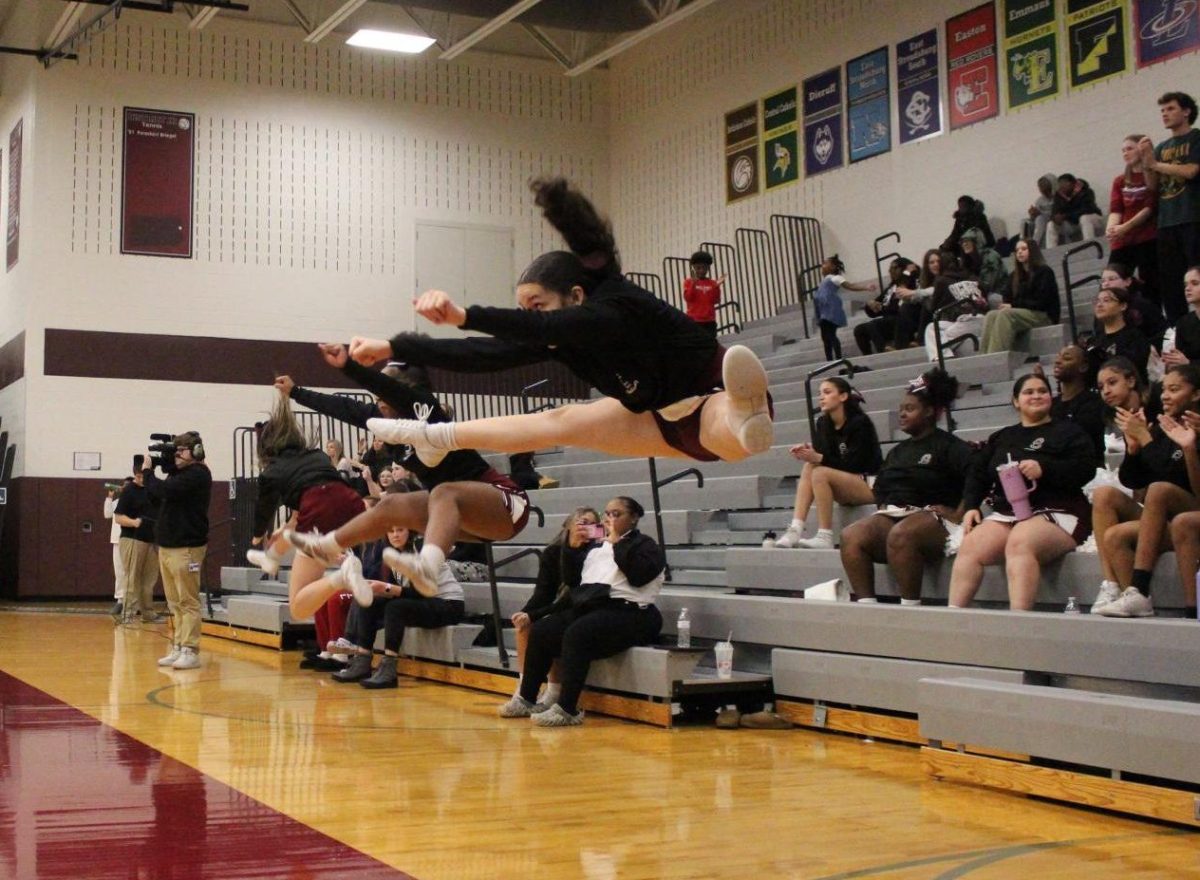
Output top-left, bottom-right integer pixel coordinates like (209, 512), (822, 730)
(773, 377), (882, 550)
(960, 227), (1008, 296)
(1106, 135), (1159, 308)
(891, 249), (942, 349)
(1094, 365), (1200, 618)
(1166, 457), (1200, 618)
(981, 239), (1060, 354)
(505, 496), (664, 727)
(948, 372), (1096, 611)
(359, 435), (397, 482)
(498, 506), (599, 716)
(853, 257), (915, 355)
(941, 194), (995, 255)
(1095, 356), (1147, 464)
(330, 527), (395, 683)
(1164, 266), (1200, 366)
(839, 369), (971, 606)
(1097, 263), (1167, 353)
(922, 252), (987, 362)
(1046, 345), (1105, 466)
(1048, 173), (1103, 246)
(1084, 286), (1151, 386)
(1025, 173), (1057, 246)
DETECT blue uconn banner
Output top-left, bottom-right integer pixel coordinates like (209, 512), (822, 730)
(803, 67), (843, 177)
(896, 29), (942, 144)
(846, 47), (891, 162)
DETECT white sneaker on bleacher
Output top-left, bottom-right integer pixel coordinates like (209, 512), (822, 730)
(1095, 587), (1154, 618)
(796, 531), (835, 550)
(773, 527), (802, 548)
(1089, 581), (1121, 615)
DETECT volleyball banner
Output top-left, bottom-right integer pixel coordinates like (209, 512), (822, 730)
(896, 28), (943, 145)
(761, 86), (799, 191)
(1134, 0), (1200, 67)
(1003, 0), (1061, 109)
(724, 102), (760, 203)
(846, 47), (891, 162)
(1066, 0), (1128, 88)
(802, 67), (844, 177)
(946, 3), (1000, 130)
(121, 107), (195, 258)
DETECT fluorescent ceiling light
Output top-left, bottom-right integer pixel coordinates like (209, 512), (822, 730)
(346, 29), (436, 54)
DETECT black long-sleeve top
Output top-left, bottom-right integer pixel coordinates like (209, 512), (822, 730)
(387, 275), (720, 414)
(143, 461), (212, 548)
(252, 448), (342, 538)
(813, 411), (883, 475)
(521, 539), (591, 621)
(1087, 324), (1150, 386)
(1174, 312), (1200, 361)
(1051, 390), (1106, 466)
(872, 429), (973, 508)
(536, 530), (665, 615)
(1006, 264), (1060, 323)
(1119, 427), (1199, 493)
(962, 420), (1095, 514)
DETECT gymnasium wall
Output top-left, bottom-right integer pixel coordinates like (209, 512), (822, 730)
(607, 0), (1195, 281)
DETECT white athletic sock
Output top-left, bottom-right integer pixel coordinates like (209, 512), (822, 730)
(856, 597), (878, 604)
(419, 543), (446, 571)
(899, 598), (921, 606)
(423, 421), (459, 451)
(542, 682), (562, 704)
(1100, 579), (1118, 591)
(790, 518), (803, 531)
(513, 675), (524, 698)
(815, 528), (833, 539)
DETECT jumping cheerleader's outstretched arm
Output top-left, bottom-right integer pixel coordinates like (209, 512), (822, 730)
(317, 343), (448, 421)
(350, 330), (547, 372)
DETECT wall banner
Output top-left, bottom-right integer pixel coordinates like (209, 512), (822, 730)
(761, 86), (799, 191)
(1134, 0), (1200, 67)
(1066, 0), (1128, 88)
(896, 29), (943, 144)
(947, 3), (1000, 130)
(724, 102), (760, 203)
(121, 107), (195, 258)
(1004, 0), (1061, 109)
(6, 120), (20, 272)
(802, 67), (844, 177)
(846, 47), (891, 162)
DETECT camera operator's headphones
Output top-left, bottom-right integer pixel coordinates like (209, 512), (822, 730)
(176, 431), (206, 461)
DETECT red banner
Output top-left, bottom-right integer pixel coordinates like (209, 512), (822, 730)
(946, 3), (1000, 130)
(121, 107), (194, 258)
(7, 120), (20, 271)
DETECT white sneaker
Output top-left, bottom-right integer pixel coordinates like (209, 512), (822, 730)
(531, 703), (585, 727)
(773, 526), (802, 548)
(171, 647), (201, 669)
(326, 637), (370, 656)
(1095, 586), (1155, 618)
(245, 549), (280, 577)
(157, 647), (181, 667)
(722, 345), (774, 455)
(283, 529), (341, 566)
(1089, 581), (1121, 615)
(498, 695), (536, 718)
(382, 549), (439, 597)
(366, 417), (447, 467)
(341, 553), (374, 608)
(796, 531), (835, 549)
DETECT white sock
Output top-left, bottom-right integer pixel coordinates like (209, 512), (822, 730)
(856, 597), (878, 604)
(900, 598), (921, 606)
(542, 682), (562, 704)
(513, 675), (524, 698)
(790, 518), (803, 531)
(419, 544), (446, 571)
(1100, 579), (1117, 592)
(815, 528), (833, 539)
(423, 421), (459, 450)
(317, 533), (344, 556)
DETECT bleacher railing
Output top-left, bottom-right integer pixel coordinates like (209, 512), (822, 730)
(646, 458), (704, 582)
(873, 231), (902, 294)
(1061, 240), (1103, 342)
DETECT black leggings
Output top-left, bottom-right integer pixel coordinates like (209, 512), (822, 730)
(520, 600), (663, 714)
(352, 589), (465, 653)
(818, 320), (842, 360)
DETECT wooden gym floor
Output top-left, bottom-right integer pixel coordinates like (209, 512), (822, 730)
(0, 612), (1195, 879)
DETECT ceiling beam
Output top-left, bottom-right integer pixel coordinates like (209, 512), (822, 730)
(44, 2), (86, 49)
(521, 23), (569, 69)
(440, 0), (545, 61)
(303, 0), (367, 43)
(186, 3), (221, 29)
(277, 0), (311, 32)
(566, 0), (723, 77)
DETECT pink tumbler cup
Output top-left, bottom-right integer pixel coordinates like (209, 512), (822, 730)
(996, 461), (1037, 520)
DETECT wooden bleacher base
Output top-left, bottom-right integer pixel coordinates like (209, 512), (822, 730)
(774, 699), (1028, 762)
(396, 656), (676, 727)
(922, 747), (1200, 830)
(200, 621), (286, 650)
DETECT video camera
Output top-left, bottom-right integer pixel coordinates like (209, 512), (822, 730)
(148, 433), (177, 465)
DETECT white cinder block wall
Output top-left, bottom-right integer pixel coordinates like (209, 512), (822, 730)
(2, 13), (609, 481)
(607, 0), (1194, 280)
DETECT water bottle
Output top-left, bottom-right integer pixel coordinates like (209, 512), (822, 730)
(676, 608), (691, 647)
(1063, 596), (1080, 615)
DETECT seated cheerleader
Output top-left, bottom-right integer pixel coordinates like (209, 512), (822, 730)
(772, 377), (882, 550)
(1094, 365), (1200, 617)
(948, 372), (1096, 611)
(839, 370), (972, 604)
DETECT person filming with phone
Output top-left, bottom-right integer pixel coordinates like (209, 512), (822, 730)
(142, 431), (212, 670)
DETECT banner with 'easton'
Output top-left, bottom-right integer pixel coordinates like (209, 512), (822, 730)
(946, 3), (1000, 130)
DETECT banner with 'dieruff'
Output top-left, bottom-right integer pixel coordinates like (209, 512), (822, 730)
(761, 86), (799, 191)
(1004, 0), (1061, 109)
(946, 3), (1000, 130)
(724, 102), (760, 203)
(803, 67), (843, 177)
(121, 107), (195, 258)
(896, 29), (943, 145)
(846, 47), (891, 162)
(1134, 0), (1200, 67)
(1066, 0), (1128, 88)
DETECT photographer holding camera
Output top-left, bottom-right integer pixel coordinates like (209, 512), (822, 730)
(142, 431), (211, 670)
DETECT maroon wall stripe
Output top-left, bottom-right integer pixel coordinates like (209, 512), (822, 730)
(0, 330), (24, 392)
(43, 329), (589, 397)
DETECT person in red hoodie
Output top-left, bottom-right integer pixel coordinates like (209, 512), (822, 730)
(683, 250), (723, 337)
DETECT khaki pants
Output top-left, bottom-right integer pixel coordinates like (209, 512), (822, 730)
(981, 308), (1051, 353)
(159, 545), (206, 650)
(118, 538), (159, 619)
